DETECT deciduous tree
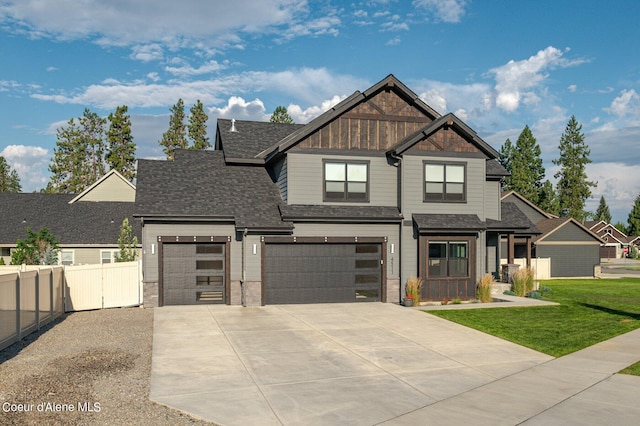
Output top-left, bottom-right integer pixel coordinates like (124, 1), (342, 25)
(159, 99), (187, 160)
(10, 227), (60, 265)
(188, 99), (210, 150)
(0, 155), (21, 192)
(115, 218), (138, 262)
(107, 105), (136, 181)
(553, 116), (596, 221)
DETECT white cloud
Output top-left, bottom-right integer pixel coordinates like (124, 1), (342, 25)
(287, 95), (345, 124)
(386, 36), (401, 46)
(585, 162), (640, 223)
(0, 0), (330, 50)
(130, 44), (164, 62)
(605, 89), (640, 118)
(568, 84), (577, 92)
(489, 46), (586, 112)
(208, 96), (269, 121)
(0, 145), (50, 191)
(413, 0), (467, 23)
(165, 60), (228, 77)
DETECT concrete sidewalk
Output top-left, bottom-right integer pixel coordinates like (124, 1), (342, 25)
(150, 303), (640, 425)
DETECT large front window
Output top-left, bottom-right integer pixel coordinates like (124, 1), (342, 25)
(424, 162), (466, 202)
(428, 241), (468, 277)
(324, 161), (369, 202)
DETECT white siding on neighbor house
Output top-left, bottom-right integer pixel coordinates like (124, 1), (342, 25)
(73, 173), (136, 202)
(291, 223), (401, 279)
(141, 223), (237, 283)
(401, 154), (487, 219)
(286, 153), (398, 206)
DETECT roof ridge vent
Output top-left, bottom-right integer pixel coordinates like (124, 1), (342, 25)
(229, 118), (238, 132)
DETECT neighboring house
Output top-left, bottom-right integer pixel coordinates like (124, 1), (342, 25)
(135, 74), (537, 307)
(501, 191), (603, 277)
(0, 170), (140, 265)
(585, 221), (636, 258)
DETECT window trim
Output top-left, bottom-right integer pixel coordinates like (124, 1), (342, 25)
(60, 250), (75, 266)
(423, 161), (467, 203)
(322, 159), (370, 203)
(101, 250), (117, 264)
(426, 240), (470, 279)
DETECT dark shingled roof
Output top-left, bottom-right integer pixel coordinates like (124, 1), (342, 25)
(486, 159), (509, 177)
(134, 149), (292, 231)
(0, 193), (140, 245)
(279, 204), (403, 222)
(216, 119), (303, 161)
(486, 202), (541, 234)
(413, 213), (485, 231)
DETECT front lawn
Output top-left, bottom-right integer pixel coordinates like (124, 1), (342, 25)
(428, 278), (640, 358)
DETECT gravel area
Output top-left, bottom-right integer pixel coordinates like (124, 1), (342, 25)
(0, 308), (215, 425)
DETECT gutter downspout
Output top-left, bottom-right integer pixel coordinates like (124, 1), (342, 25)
(242, 227), (248, 306)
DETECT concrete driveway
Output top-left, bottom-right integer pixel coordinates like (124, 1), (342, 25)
(151, 303), (555, 425)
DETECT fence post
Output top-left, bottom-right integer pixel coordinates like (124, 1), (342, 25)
(35, 271), (40, 330)
(50, 269), (54, 321)
(16, 273), (21, 341)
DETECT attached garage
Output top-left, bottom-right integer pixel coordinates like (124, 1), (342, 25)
(263, 238), (386, 304)
(160, 237), (230, 305)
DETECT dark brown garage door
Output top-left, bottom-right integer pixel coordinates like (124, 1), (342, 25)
(264, 243), (381, 304)
(163, 243), (226, 305)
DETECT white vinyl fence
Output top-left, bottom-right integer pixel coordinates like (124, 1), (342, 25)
(0, 267), (64, 351)
(499, 258), (551, 280)
(64, 261), (142, 312)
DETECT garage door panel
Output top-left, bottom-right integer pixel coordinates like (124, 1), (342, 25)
(264, 243), (381, 304)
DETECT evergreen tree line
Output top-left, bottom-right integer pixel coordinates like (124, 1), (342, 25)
(499, 115), (640, 234)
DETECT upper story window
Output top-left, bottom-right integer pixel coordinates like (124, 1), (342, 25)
(323, 160), (369, 202)
(424, 162), (466, 202)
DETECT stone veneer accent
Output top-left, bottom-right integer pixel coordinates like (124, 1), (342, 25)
(143, 281), (159, 308)
(230, 280), (242, 305)
(242, 281), (262, 306)
(386, 278), (400, 304)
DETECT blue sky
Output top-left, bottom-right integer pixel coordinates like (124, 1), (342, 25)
(1, 0), (639, 224)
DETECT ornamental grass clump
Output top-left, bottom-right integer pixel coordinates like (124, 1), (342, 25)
(512, 267), (535, 297)
(406, 276), (423, 305)
(477, 273), (494, 303)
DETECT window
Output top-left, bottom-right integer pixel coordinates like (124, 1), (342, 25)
(60, 250), (74, 266)
(428, 241), (468, 277)
(101, 250), (116, 264)
(324, 161), (369, 202)
(424, 162), (466, 202)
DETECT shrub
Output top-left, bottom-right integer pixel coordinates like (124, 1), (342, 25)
(526, 291), (542, 299)
(451, 298), (462, 304)
(405, 276), (423, 305)
(539, 286), (552, 293)
(512, 267), (535, 296)
(503, 290), (517, 296)
(0, 257), (4, 265)
(476, 273), (494, 303)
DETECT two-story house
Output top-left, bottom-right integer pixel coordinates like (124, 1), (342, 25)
(134, 75), (537, 307)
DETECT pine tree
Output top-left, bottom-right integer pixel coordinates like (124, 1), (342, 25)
(115, 218), (138, 262)
(498, 138), (514, 176)
(188, 100), (210, 150)
(502, 126), (545, 203)
(553, 116), (596, 221)
(628, 194), (640, 236)
(107, 105), (136, 182)
(270, 106), (294, 124)
(538, 180), (560, 215)
(0, 155), (21, 192)
(594, 195), (612, 223)
(159, 99), (187, 160)
(47, 109), (107, 193)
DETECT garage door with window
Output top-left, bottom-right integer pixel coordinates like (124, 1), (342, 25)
(264, 241), (383, 304)
(162, 243), (226, 305)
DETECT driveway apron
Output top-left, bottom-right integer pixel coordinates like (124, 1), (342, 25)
(151, 303), (553, 425)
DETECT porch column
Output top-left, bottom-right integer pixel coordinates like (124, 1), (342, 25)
(526, 237), (532, 267)
(507, 234), (515, 264)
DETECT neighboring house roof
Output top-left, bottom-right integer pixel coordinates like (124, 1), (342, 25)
(596, 223), (628, 240)
(256, 74), (441, 161)
(0, 193), (140, 245)
(413, 213), (485, 232)
(387, 113), (500, 159)
(279, 205), (403, 223)
(134, 149), (292, 231)
(215, 119), (303, 162)
(486, 202), (541, 234)
(486, 159), (509, 178)
(533, 217), (604, 244)
(500, 191), (553, 219)
(68, 169), (136, 203)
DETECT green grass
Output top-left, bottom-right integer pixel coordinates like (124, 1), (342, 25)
(620, 361), (640, 376)
(428, 278), (640, 358)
